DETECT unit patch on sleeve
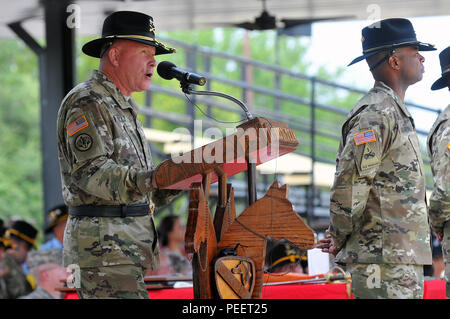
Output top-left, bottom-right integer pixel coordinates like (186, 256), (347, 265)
(353, 129), (376, 146)
(74, 134), (93, 152)
(67, 116), (89, 136)
(360, 143), (380, 171)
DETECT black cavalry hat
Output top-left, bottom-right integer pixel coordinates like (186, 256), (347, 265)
(45, 204), (68, 234)
(431, 46), (450, 90)
(348, 18), (435, 66)
(266, 239), (303, 272)
(6, 220), (38, 249)
(0, 219), (12, 249)
(82, 11), (176, 58)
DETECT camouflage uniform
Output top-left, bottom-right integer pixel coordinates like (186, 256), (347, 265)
(18, 286), (55, 299)
(0, 253), (33, 299)
(329, 81), (432, 299)
(18, 249), (64, 299)
(427, 105), (450, 298)
(57, 70), (179, 299)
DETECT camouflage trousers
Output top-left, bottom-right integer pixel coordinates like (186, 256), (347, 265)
(443, 224), (450, 299)
(345, 263), (424, 299)
(77, 265), (149, 299)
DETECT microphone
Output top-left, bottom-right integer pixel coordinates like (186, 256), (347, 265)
(157, 61), (206, 86)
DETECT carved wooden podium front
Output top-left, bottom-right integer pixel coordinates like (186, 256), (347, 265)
(153, 117), (315, 299)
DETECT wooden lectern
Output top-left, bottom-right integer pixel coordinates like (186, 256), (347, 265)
(153, 117), (315, 299)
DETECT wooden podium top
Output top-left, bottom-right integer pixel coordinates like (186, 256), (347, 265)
(153, 117), (298, 189)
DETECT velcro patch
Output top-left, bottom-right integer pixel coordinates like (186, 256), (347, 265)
(360, 144), (380, 171)
(74, 134), (93, 152)
(353, 129), (376, 146)
(67, 116), (88, 136)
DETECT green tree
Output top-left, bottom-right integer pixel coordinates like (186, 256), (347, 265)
(0, 39), (42, 237)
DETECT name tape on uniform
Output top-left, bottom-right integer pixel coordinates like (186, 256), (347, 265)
(67, 116), (89, 136)
(353, 129), (376, 146)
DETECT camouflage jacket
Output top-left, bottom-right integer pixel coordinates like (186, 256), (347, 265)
(426, 105), (450, 234)
(329, 81), (432, 265)
(0, 253), (33, 299)
(57, 70), (178, 270)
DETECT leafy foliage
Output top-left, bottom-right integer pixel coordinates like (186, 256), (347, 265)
(0, 40), (42, 237)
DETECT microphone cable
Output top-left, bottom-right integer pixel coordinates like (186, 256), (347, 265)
(184, 93), (248, 125)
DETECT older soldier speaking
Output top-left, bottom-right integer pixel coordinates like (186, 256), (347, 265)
(317, 18), (435, 299)
(57, 11), (180, 299)
(428, 46), (450, 299)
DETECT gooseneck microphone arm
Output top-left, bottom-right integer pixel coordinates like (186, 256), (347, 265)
(181, 78), (257, 205)
(157, 61), (254, 121)
(183, 86), (254, 121)
(157, 60), (256, 205)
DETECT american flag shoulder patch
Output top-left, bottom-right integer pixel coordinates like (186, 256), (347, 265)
(67, 115), (89, 136)
(353, 129), (376, 146)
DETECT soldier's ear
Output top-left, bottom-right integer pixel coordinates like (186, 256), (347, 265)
(388, 55), (401, 71)
(107, 46), (121, 67)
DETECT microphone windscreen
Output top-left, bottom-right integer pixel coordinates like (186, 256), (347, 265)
(157, 61), (176, 80)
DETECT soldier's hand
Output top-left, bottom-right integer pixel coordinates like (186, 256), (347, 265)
(151, 169), (159, 189)
(316, 235), (339, 256)
(435, 232), (444, 243)
(316, 235), (332, 250)
(151, 161), (165, 189)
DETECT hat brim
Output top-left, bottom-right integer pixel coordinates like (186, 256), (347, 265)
(348, 41), (436, 66)
(431, 72), (449, 90)
(82, 36), (176, 58)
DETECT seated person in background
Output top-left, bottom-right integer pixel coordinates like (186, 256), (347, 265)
(40, 205), (68, 250)
(0, 220), (38, 298)
(147, 215), (192, 277)
(19, 249), (67, 299)
(265, 238), (306, 274)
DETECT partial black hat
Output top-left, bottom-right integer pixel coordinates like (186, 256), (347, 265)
(266, 239), (302, 272)
(431, 46), (450, 90)
(6, 220), (38, 249)
(82, 11), (176, 58)
(348, 18), (436, 66)
(45, 204), (68, 234)
(0, 219), (12, 249)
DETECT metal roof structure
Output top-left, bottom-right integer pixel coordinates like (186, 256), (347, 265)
(1, 0), (450, 39)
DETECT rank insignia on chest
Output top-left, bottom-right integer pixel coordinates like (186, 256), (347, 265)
(67, 116), (89, 136)
(353, 129), (376, 146)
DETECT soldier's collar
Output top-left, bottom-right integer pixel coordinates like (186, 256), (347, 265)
(92, 70), (133, 110)
(373, 81), (413, 119)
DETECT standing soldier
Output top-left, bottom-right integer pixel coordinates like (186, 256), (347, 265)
(0, 220), (38, 299)
(428, 46), (450, 299)
(57, 11), (180, 299)
(317, 18), (435, 299)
